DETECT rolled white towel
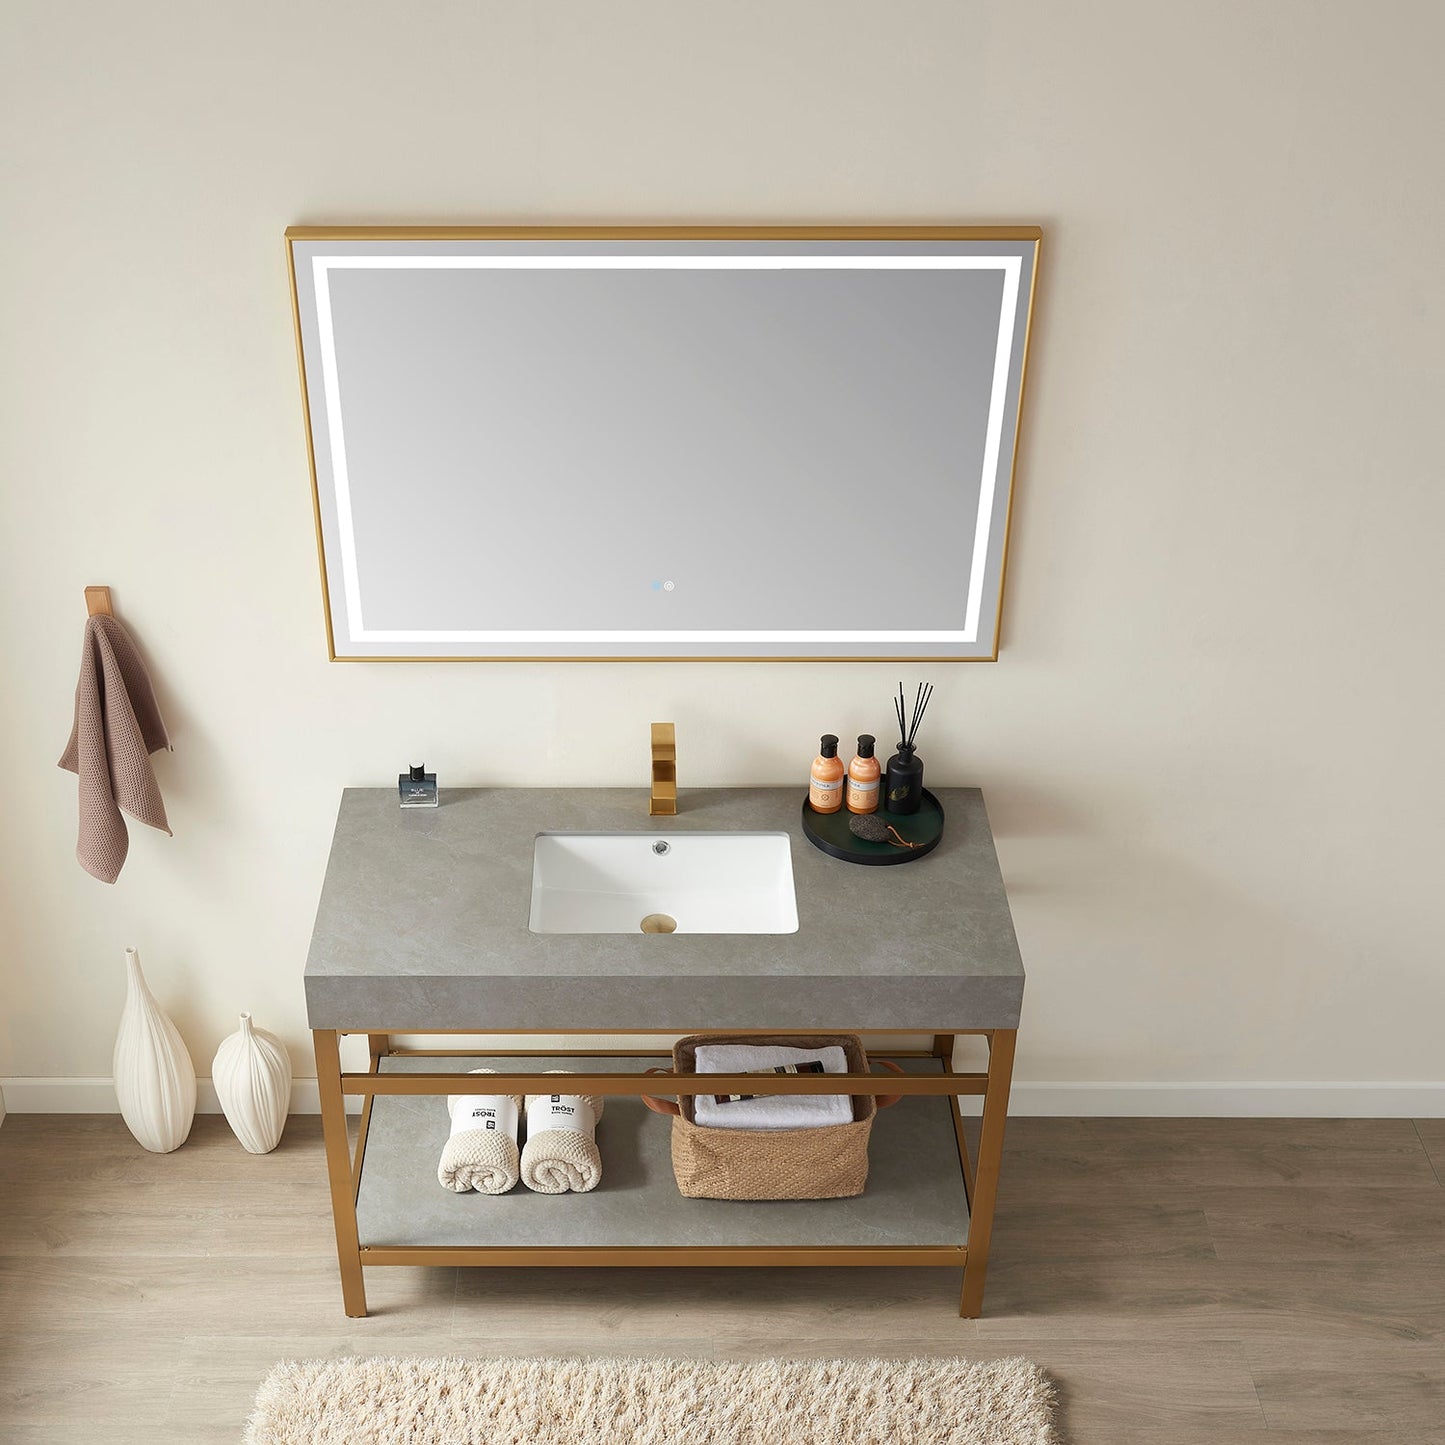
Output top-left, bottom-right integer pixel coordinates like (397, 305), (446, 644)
(521, 1072), (605, 1194)
(439, 1068), (522, 1194)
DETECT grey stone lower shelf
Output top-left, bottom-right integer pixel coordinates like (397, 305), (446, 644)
(356, 1055), (970, 1251)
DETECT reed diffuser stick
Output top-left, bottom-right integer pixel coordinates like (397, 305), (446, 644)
(898, 681), (933, 748)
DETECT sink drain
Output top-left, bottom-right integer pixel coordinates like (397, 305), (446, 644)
(640, 913), (677, 934)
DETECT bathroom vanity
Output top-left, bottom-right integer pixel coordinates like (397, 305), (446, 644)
(305, 786), (1025, 1317)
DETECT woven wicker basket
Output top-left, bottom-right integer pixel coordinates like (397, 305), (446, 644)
(642, 1033), (903, 1201)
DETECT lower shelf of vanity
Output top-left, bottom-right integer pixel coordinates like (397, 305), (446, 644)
(354, 1054), (971, 1257)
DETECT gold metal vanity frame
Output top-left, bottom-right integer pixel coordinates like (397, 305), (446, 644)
(314, 1025), (1017, 1320)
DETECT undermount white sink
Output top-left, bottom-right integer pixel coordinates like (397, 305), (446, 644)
(528, 832), (799, 935)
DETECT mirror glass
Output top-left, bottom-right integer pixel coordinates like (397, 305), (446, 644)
(288, 230), (1040, 660)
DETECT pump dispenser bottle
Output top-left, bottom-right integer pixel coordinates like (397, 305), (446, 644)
(846, 734), (881, 814)
(808, 735), (845, 813)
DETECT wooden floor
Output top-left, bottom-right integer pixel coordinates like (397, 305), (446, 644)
(2, 1114), (1443, 1443)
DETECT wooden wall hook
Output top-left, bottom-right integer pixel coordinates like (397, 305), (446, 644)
(85, 586), (113, 617)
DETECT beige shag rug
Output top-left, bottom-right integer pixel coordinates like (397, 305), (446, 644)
(244, 1355), (1057, 1445)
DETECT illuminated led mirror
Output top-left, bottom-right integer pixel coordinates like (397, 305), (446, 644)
(287, 227), (1041, 661)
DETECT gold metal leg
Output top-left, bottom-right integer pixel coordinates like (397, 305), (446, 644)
(959, 1027), (1016, 1318)
(314, 1029), (368, 1317)
(943, 1081), (977, 1213)
(353, 1036), (385, 1197)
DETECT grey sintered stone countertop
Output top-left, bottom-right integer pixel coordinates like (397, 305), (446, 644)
(304, 787), (1024, 1031)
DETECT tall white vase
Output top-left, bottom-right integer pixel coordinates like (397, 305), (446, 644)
(113, 946), (196, 1152)
(212, 1013), (292, 1154)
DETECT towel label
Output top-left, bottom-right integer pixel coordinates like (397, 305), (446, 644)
(526, 1094), (595, 1138)
(449, 1094), (519, 1141)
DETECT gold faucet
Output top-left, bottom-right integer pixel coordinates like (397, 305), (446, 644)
(649, 722), (677, 816)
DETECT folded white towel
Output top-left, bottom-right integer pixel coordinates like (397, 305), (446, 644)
(522, 1071), (605, 1193)
(692, 1043), (853, 1131)
(439, 1068), (522, 1194)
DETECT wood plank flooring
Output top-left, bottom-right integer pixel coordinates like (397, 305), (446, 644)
(2, 1114), (1443, 1443)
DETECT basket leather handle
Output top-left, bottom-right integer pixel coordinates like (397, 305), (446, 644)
(873, 1058), (906, 1110)
(640, 1061), (907, 1113)
(640, 1066), (681, 1116)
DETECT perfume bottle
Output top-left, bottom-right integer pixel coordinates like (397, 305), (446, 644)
(398, 763), (438, 808)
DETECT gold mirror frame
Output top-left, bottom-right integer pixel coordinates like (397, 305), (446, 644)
(286, 225), (1042, 663)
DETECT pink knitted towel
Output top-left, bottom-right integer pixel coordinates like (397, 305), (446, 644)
(57, 614), (172, 884)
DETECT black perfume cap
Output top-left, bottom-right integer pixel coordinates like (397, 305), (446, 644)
(819, 734), (839, 758)
(856, 734), (875, 759)
(410, 764), (426, 781)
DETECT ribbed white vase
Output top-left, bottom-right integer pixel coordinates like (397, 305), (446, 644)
(113, 946), (196, 1153)
(211, 1013), (292, 1154)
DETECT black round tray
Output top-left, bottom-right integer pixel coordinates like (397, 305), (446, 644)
(800, 789), (945, 866)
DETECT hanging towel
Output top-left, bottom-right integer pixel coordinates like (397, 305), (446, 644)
(521, 1072), (605, 1193)
(57, 614), (172, 884)
(440, 1069), (523, 1194)
(692, 1042), (852, 1131)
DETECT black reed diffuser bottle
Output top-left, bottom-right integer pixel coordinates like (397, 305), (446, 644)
(885, 682), (933, 815)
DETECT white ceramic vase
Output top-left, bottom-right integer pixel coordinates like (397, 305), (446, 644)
(113, 946), (196, 1153)
(212, 1013), (292, 1154)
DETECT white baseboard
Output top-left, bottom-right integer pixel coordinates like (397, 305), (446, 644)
(958, 1081), (1445, 1118)
(1, 1078), (1442, 1119)
(0, 1078), (361, 1116)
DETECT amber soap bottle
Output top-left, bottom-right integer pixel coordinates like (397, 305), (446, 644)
(809, 734), (845, 813)
(846, 734), (881, 814)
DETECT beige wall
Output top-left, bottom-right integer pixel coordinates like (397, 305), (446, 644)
(3, 1), (1442, 1107)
